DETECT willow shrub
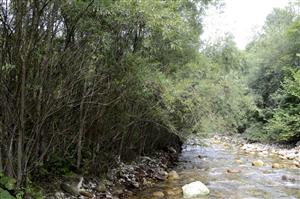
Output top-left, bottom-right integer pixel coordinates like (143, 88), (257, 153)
(265, 70), (300, 142)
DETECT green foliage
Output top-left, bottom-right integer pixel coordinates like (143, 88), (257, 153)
(244, 4), (300, 143)
(264, 70), (300, 142)
(38, 155), (74, 177)
(0, 0), (221, 187)
(7, 0), (300, 195)
(15, 191), (24, 199)
(246, 7), (297, 105)
(244, 122), (268, 142)
(0, 174), (16, 191)
(195, 37), (256, 135)
(0, 188), (15, 199)
(0, 173), (42, 199)
(24, 179), (43, 199)
(165, 68), (251, 137)
(203, 34), (246, 73)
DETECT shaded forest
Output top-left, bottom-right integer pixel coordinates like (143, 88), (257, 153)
(0, 0), (299, 198)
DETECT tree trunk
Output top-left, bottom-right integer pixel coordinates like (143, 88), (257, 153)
(77, 79), (87, 169)
(17, 61), (26, 185)
(0, 144), (3, 173)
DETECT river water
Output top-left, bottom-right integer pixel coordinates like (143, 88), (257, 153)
(130, 139), (300, 199)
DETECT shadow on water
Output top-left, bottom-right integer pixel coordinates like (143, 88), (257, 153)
(130, 139), (300, 199)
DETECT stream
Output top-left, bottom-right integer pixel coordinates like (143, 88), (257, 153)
(129, 139), (300, 199)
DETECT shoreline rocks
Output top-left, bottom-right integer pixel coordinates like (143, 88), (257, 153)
(213, 135), (300, 169)
(49, 149), (180, 198)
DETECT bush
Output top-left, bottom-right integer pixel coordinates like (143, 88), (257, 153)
(265, 70), (300, 143)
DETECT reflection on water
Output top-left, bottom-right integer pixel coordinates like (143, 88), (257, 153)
(130, 139), (300, 199)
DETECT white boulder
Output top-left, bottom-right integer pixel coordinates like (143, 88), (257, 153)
(182, 181), (210, 198)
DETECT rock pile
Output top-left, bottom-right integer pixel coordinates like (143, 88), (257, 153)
(50, 150), (180, 199)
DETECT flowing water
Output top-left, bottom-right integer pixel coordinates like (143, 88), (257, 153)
(130, 139), (300, 199)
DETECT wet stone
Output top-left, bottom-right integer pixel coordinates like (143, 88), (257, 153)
(272, 163), (281, 169)
(96, 182), (107, 192)
(152, 191), (165, 198)
(252, 160), (264, 167)
(168, 170), (180, 180)
(227, 168), (241, 173)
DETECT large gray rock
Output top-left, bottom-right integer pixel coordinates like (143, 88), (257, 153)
(182, 181), (210, 198)
(60, 176), (83, 196)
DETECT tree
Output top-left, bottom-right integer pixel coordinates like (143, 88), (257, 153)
(0, 0), (218, 191)
(243, 4), (300, 143)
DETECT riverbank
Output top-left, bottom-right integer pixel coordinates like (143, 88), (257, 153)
(212, 135), (300, 169)
(48, 148), (181, 199)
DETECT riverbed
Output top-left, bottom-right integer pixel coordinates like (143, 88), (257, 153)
(129, 138), (300, 199)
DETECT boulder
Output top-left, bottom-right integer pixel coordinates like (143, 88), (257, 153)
(281, 175), (287, 181)
(60, 183), (80, 196)
(168, 170), (180, 180)
(156, 170), (168, 181)
(182, 181), (210, 198)
(258, 151), (268, 156)
(165, 187), (182, 196)
(252, 160), (264, 167)
(54, 192), (65, 199)
(158, 170), (168, 177)
(152, 191), (165, 198)
(282, 175), (296, 182)
(60, 176), (83, 196)
(113, 187), (124, 195)
(286, 153), (296, 160)
(235, 160), (243, 164)
(272, 163), (281, 169)
(293, 160), (300, 168)
(279, 155), (288, 160)
(173, 187), (183, 195)
(131, 181), (139, 188)
(227, 168), (241, 173)
(126, 190), (133, 197)
(79, 190), (93, 198)
(165, 189), (176, 196)
(197, 155), (207, 159)
(96, 182), (107, 192)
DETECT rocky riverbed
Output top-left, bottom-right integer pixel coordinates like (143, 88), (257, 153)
(129, 135), (300, 199)
(51, 135), (300, 198)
